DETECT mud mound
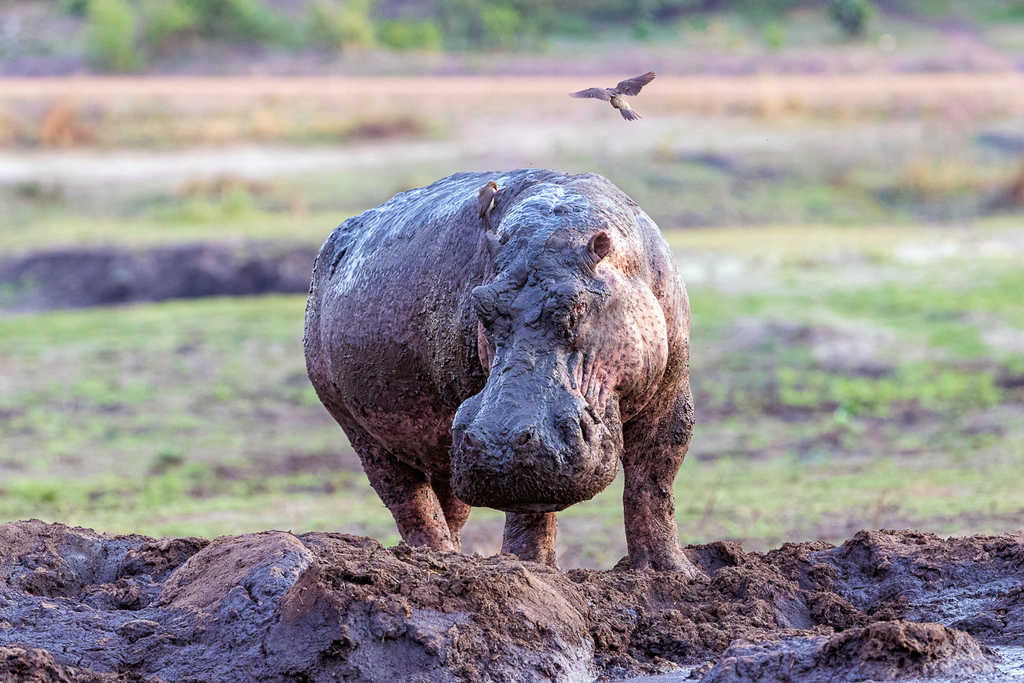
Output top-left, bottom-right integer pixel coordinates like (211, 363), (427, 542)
(1, 646), (76, 683)
(0, 243), (317, 311)
(703, 621), (995, 682)
(820, 529), (1024, 645)
(0, 521), (1020, 682)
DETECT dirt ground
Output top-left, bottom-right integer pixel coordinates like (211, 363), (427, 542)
(0, 520), (1021, 682)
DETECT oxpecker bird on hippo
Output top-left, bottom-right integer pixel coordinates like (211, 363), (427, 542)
(304, 169), (699, 577)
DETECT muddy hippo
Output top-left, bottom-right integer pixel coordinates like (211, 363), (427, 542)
(304, 169), (697, 575)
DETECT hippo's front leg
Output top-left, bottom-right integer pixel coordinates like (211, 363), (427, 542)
(338, 413), (464, 551)
(431, 476), (471, 551)
(621, 388), (702, 578)
(501, 512), (558, 566)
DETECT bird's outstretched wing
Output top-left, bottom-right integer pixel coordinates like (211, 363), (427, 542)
(614, 71), (655, 96)
(569, 87), (612, 101)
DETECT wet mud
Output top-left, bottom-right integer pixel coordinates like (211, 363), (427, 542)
(0, 521), (1021, 682)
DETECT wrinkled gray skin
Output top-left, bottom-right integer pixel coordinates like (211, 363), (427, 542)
(304, 169), (698, 575)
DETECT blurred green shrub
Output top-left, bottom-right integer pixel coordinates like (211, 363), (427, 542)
(140, 0), (199, 54)
(377, 20), (443, 51)
(183, 0), (297, 46)
(71, 0), (298, 60)
(306, 0), (377, 50)
(762, 21), (786, 50)
(85, 0), (145, 72)
(829, 0), (875, 38)
(434, 0), (537, 49)
(547, 12), (590, 35)
(633, 18), (655, 40)
(481, 4), (523, 48)
(1003, 1), (1024, 20)
(60, 0), (91, 16)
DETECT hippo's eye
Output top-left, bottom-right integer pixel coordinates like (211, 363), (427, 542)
(557, 300), (588, 340)
(567, 300), (589, 328)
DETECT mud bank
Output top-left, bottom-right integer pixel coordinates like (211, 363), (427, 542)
(0, 521), (1021, 682)
(0, 244), (317, 311)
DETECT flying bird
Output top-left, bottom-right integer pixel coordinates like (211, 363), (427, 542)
(477, 180), (498, 231)
(569, 71), (656, 121)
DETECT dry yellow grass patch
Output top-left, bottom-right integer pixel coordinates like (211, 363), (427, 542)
(1, 73), (1023, 149)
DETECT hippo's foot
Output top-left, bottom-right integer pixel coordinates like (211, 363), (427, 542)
(501, 512), (558, 567)
(622, 495), (705, 578)
(625, 544), (704, 578)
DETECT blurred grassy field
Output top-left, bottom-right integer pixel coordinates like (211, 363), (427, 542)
(3, 74), (1024, 150)
(5, 76), (1024, 254)
(1, 219), (1021, 568)
(1, 74), (1023, 569)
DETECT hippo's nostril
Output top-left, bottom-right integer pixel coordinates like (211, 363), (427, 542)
(516, 429), (532, 446)
(580, 416), (592, 443)
(465, 432), (481, 448)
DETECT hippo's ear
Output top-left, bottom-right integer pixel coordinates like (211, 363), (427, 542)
(587, 231), (612, 266)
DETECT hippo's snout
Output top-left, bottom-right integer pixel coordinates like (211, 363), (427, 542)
(450, 391), (620, 513)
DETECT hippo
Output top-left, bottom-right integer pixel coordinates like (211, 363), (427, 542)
(304, 169), (698, 575)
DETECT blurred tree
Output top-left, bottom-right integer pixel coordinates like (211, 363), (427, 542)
(829, 0), (875, 38)
(85, 0), (145, 71)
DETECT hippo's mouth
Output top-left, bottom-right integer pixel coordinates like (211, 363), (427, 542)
(449, 438), (620, 513)
(449, 330), (626, 513)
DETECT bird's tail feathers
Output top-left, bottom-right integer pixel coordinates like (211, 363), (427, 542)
(620, 109), (641, 121)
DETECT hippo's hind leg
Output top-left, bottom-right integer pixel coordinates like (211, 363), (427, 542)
(501, 512), (558, 566)
(339, 415), (460, 551)
(620, 387), (702, 577)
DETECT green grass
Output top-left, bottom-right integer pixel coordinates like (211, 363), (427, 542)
(5, 434), (1022, 561)
(0, 208), (331, 255)
(0, 296), (338, 478)
(0, 467), (399, 542)
(831, 267), (1024, 337)
(0, 208), (340, 256)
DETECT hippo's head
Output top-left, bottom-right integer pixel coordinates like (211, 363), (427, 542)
(450, 185), (671, 513)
